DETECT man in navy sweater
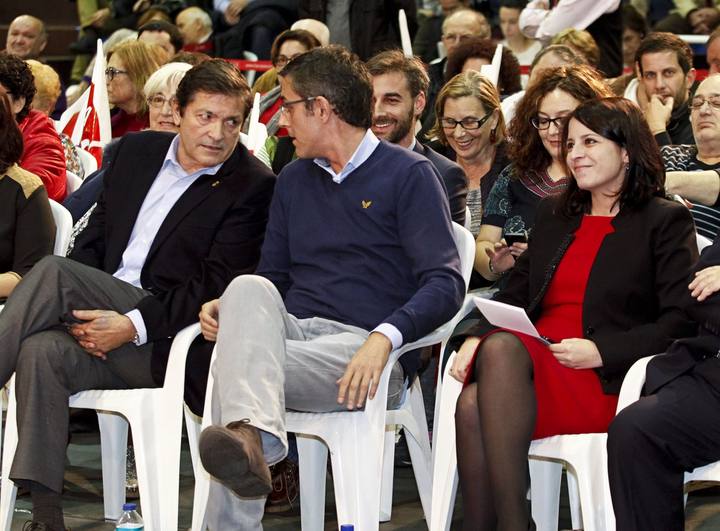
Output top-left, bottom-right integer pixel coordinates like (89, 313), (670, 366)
(367, 49), (468, 227)
(196, 45), (466, 527)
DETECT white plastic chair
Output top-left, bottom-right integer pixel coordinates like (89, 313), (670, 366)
(697, 233), (713, 253)
(242, 51), (259, 87)
(48, 200), (73, 257)
(186, 223), (475, 531)
(66, 171), (83, 195)
(76, 147), (98, 175)
(0, 323), (202, 531)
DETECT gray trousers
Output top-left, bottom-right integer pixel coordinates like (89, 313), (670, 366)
(206, 275), (405, 530)
(0, 256), (155, 493)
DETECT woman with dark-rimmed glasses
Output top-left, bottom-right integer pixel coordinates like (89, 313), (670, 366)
(474, 64), (613, 283)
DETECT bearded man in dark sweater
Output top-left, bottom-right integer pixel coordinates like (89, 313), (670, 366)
(196, 45), (465, 528)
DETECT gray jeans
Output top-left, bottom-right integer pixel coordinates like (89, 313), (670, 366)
(206, 275), (405, 529)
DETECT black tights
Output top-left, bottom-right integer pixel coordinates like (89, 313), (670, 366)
(455, 332), (536, 531)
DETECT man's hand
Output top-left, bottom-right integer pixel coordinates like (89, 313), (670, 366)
(689, 8), (720, 34)
(337, 332), (392, 410)
(548, 338), (603, 369)
(199, 299), (220, 341)
(645, 95), (673, 134)
(68, 310), (137, 359)
(224, 0), (249, 25)
(690, 266), (720, 301)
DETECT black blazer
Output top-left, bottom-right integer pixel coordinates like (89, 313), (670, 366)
(646, 237), (720, 394)
(413, 141), (468, 226)
(69, 131), (276, 384)
(453, 196), (699, 393)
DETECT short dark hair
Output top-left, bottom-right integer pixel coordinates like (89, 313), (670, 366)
(138, 20), (184, 54)
(0, 52), (35, 122)
(709, 26), (720, 49)
(444, 37), (522, 96)
(559, 97), (665, 215)
(175, 59), (252, 114)
(499, 0), (528, 8)
(636, 32), (693, 74)
(279, 45), (373, 129)
(0, 95), (24, 174)
(623, 5), (648, 38)
(366, 49), (429, 98)
(270, 29), (321, 67)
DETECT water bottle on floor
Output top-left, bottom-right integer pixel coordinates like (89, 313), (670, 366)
(116, 502), (144, 530)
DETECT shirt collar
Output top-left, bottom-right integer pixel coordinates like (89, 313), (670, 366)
(313, 129), (380, 184)
(162, 134), (225, 179)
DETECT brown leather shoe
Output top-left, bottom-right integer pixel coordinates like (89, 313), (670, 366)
(199, 419), (272, 497)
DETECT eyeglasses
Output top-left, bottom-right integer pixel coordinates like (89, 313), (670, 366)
(689, 95), (720, 111)
(531, 115), (568, 130)
(147, 95), (176, 109)
(275, 53), (303, 68)
(105, 66), (129, 82)
(440, 110), (493, 131)
(279, 96), (317, 114)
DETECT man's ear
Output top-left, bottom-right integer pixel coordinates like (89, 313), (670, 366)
(172, 98), (182, 125)
(687, 67), (697, 89)
(10, 95), (25, 117)
(314, 95), (333, 122)
(414, 91), (427, 118)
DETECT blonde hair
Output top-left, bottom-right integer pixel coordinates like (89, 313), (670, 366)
(110, 40), (169, 116)
(26, 59), (60, 115)
(551, 29), (600, 67)
(429, 70), (506, 146)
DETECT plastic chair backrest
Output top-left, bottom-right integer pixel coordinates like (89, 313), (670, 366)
(66, 171), (83, 195)
(697, 233), (714, 253)
(49, 200), (73, 257)
(77, 148), (98, 175)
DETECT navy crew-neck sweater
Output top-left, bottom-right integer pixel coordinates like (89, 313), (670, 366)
(257, 140), (465, 368)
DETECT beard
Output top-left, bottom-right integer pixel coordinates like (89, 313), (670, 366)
(373, 109), (415, 144)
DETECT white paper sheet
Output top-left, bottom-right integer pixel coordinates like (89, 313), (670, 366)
(473, 297), (550, 344)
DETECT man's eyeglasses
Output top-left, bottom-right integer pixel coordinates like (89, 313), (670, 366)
(530, 115), (568, 130)
(147, 95), (176, 109)
(279, 96), (317, 114)
(105, 66), (129, 82)
(440, 110), (493, 131)
(689, 95), (720, 111)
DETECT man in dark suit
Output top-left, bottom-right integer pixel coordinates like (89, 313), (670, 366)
(0, 59), (275, 531)
(367, 49), (468, 226)
(607, 238), (720, 531)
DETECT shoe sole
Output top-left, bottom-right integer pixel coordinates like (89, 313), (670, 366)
(199, 427), (272, 497)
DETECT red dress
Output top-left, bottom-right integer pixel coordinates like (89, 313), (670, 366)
(483, 215), (620, 439)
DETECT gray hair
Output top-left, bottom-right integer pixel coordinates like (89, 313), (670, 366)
(143, 61), (193, 98)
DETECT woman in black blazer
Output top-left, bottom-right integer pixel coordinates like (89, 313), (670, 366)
(448, 98), (699, 530)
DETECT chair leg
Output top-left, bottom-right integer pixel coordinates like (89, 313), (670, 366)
(379, 427), (396, 522)
(566, 467), (583, 530)
(529, 459), (562, 531)
(403, 380), (433, 524)
(184, 405), (202, 476)
(96, 412), (128, 522)
(0, 381), (18, 531)
(296, 434), (328, 531)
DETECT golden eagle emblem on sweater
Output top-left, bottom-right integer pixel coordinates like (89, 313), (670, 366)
(362, 200), (372, 209)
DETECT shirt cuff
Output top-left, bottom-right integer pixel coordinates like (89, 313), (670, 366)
(125, 309), (147, 346)
(372, 323), (403, 351)
(215, 0), (230, 13)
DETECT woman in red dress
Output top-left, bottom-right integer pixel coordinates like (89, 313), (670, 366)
(448, 98), (699, 530)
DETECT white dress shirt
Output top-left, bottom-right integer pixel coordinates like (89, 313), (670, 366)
(115, 135), (223, 344)
(519, 0), (621, 42)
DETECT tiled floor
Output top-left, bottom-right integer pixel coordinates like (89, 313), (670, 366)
(5, 430), (720, 530)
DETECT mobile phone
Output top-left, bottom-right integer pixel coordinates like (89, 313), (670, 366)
(504, 231), (528, 246)
(60, 312), (84, 326)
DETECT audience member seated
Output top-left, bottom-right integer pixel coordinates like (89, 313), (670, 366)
(176, 6), (216, 55)
(106, 40), (168, 138)
(137, 20), (185, 57)
(4, 15), (47, 60)
(443, 37), (522, 99)
(0, 53), (66, 201)
(550, 28), (601, 71)
(428, 70), (507, 237)
(499, 0), (542, 70)
(0, 95), (55, 300)
(661, 74), (720, 241)
(631, 32), (696, 147)
(422, 8), (491, 134)
(475, 65), (612, 283)
(501, 43), (587, 123)
(449, 97), (698, 530)
(26, 60), (61, 117)
(251, 29), (321, 137)
(413, 0), (473, 64)
(520, 0), (622, 77)
(194, 46), (464, 528)
(367, 49), (468, 226)
(655, 0), (720, 34)
(298, 0), (418, 61)
(607, 221), (720, 531)
(0, 59), (275, 531)
(65, 61), (193, 224)
(622, 4), (648, 70)
(708, 26), (720, 75)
